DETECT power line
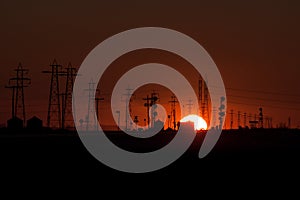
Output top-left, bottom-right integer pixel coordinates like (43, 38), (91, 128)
(207, 84), (300, 98)
(227, 93), (300, 105)
(225, 87), (300, 98)
(228, 100), (300, 111)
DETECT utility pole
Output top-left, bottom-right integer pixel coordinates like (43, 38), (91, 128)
(169, 95), (178, 130)
(95, 96), (105, 119)
(133, 116), (139, 130)
(230, 109), (234, 130)
(211, 106), (217, 128)
(265, 116), (270, 129)
(95, 90), (104, 130)
(198, 78), (203, 117)
(248, 113), (252, 123)
(123, 87), (133, 131)
(243, 112), (247, 128)
(5, 63), (31, 126)
(150, 91), (159, 128)
(203, 82), (209, 125)
(143, 92), (159, 129)
(259, 108), (263, 128)
(143, 95), (151, 129)
(116, 111), (120, 131)
(186, 99), (193, 114)
(237, 111), (241, 128)
(218, 97), (226, 130)
(167, 115), (171, 129)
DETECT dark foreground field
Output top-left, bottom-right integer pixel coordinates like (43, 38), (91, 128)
(0, 128), (299, 191)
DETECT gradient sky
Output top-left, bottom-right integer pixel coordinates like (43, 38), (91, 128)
(1, 0), (300, 128)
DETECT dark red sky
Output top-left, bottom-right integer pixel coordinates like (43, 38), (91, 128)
(1, 0), (300, 128)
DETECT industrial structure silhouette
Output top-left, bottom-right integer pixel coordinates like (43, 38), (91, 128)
(2, 60), (296, 131)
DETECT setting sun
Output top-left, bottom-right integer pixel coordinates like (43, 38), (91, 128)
(180, 114), (207, 130)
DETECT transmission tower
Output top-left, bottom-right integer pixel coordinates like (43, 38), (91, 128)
(199, 79), (209, 125)
(5, 63), (31, 126)
(84, 80), (98, 131)
(43, 59), (65, 129)
(203, 82), (209, 124)
(237, 111), (241, 128)
(61, 63), (78, 130)
(169, 95), (179, 130)
(123, 87), (134, 131)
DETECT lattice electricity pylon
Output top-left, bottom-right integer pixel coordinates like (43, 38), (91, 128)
(84, 79), (99, 131)
(122, 87), (134, 131)
(5, 63), (31, 126)
(42, 59), (65, 129)
(61, 63), (78, 130)
(169, 95), (179, 130)
(203, 81), (210, 125)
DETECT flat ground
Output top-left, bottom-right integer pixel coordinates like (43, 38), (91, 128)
(0, 128), (299, 190)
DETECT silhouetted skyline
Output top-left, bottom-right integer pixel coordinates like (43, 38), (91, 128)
(1, 0), (300, 128)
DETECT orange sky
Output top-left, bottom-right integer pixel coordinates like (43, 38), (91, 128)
(0, 0), (300, 128)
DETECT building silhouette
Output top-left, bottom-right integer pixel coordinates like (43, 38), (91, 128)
(27, 116), (43, 130)
(7, 117), (23, 130)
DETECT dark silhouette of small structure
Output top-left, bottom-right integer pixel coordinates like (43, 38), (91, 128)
(153, 120), (164, 132)
(27, 116), (43, 130)
(7, 117), (23, 129)
(249, 120), (259, 129)
(179, 121), (194, 133)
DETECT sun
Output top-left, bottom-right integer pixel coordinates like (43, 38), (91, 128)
(180, 114), (208, 130)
